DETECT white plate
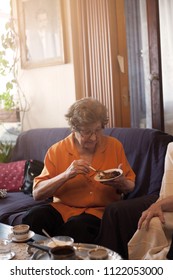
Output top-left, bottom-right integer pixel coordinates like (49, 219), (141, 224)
(9, 230), (35, 243)
(94, 168), (123, 182)
(0, 251), (15, 260)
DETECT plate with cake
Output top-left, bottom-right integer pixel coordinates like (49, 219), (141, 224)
(94, 168), (123, 182)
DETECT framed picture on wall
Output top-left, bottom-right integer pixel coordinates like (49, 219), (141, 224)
(17, 0), (65, 68)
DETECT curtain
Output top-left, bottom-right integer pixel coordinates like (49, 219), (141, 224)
(159, 0), (173, 135)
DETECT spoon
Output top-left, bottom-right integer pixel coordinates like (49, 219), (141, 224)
(89, 166), (106, 175)
(42, 229), (57, 246)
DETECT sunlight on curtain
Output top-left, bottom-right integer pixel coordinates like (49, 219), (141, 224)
(139, 0), (151, 128)
(159, 0), (173, 135)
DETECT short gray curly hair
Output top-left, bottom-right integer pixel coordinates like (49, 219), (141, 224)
(65, 97), (109, 129)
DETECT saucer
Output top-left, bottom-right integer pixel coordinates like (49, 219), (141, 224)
(0, 251), (15, 260)
(9, 231), (35, 243)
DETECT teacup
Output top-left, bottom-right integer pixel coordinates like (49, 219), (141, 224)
(12, 224), (30, 241)
(0, 239), (11, 255)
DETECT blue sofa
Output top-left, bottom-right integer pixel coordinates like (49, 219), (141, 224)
(0, 127), (173, 229)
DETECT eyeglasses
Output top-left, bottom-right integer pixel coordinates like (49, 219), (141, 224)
(76, 128), (103, 138)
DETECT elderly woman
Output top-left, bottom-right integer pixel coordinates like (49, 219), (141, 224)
(23, 98), (135, 243)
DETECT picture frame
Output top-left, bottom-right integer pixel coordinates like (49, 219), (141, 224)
(17, 0), (65, 69)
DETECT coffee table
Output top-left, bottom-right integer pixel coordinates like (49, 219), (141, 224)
(0, 223), (122, 260)
(0, 222), (46, 260)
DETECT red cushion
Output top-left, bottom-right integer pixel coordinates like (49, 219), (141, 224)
(0, 160), (26, 192)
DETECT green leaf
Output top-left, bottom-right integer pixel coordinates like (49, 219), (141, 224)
(6, 82), (13, 90)
(0, 142), (14, 163)
(0, 18), (19, 110)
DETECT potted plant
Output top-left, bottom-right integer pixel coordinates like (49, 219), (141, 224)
(0, 141), (13, 163)
(0, 18), (18, 112)
(0, 16), (21, 162)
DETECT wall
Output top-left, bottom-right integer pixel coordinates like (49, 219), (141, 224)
(19, 61), (75, 130)
(13, 0), (76, 131)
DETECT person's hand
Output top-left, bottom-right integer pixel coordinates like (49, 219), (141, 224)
(102, 173), (124, 187)
(101, 163), (134, 194)
(138, 203), (165, 230)
(101, 163), (124, 187)
(64, 159), (90, 179)
(101, 163), (123, 186)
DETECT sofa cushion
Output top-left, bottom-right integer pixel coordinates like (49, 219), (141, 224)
(0, 160), (26, 192)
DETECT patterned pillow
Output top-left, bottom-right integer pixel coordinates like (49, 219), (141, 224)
(0, 160), (26, 192)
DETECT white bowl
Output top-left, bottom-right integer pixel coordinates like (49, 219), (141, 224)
(88, 248), (108, 260)
(47, 236), (74, 248)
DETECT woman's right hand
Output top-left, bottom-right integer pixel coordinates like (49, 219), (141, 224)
(33, 159), (90, 200)
(64, 159), (90, 179)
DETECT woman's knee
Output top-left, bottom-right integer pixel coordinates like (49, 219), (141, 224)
(22, 204), (58, 224)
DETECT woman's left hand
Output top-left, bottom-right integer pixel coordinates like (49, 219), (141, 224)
(102, 174), (134, 194)
(102, 174), (124, 187)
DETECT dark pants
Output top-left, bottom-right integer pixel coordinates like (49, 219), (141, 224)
(22, 204), (101, 243)
(95, 194), (158, 259)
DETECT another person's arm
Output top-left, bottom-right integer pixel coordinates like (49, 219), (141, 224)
(138, 195), (173, 230)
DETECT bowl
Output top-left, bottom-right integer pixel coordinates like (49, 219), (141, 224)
(47, 236), (74, 248)
(88, 248), (108, 260)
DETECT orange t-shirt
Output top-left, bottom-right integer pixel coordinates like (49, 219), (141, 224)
(34, 134), (135, 221)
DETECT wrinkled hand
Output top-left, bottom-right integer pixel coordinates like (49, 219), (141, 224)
(102, 173), (124, 187)
(64, 159), (90, 179)
(138, 203), (165, 230)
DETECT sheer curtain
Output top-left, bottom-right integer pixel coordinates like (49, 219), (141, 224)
(159, 0), (173, 135)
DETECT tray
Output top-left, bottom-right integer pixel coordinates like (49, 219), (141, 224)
(30, 243), (122, 260)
